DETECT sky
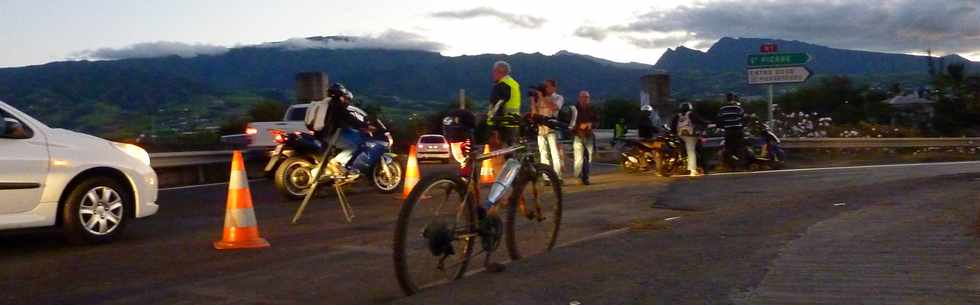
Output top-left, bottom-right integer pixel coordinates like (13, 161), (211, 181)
(1, 0), (979, 68)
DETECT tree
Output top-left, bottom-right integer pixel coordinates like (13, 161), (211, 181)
(248, 100), (286, 122)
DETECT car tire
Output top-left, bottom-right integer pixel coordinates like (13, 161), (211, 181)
(62, 177), (130, 244)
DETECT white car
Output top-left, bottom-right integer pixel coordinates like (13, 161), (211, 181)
(416, 134), (451, 163)
(0, 101), (159, 244)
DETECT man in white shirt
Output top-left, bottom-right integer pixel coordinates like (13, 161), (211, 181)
(534, 80), (564, 182)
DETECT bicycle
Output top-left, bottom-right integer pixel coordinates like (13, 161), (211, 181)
(392, 114), (564, 295)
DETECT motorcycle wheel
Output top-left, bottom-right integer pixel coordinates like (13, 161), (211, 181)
(274, 156), (315, 201)
(654, 151), (674, 177)
(372, 159), (403, 193)
(621, 148), (646, 174)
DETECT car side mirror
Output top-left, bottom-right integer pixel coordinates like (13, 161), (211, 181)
(2, 118), (29, 139)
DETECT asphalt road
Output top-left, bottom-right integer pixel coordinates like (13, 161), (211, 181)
(3, 161), (979, 305)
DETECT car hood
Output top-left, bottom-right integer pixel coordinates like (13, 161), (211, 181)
(45, 128), (113, 150)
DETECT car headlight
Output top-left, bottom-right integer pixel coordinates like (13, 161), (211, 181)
(113, 142), (151, 166)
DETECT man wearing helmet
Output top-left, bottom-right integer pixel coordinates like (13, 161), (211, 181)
(638, 105), (658, 139)
(324, 83), (371, 178)
(670, 102), (710, 176)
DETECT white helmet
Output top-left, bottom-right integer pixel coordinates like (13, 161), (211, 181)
(640, 105), (653, 112)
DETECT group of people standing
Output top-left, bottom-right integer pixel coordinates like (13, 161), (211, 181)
(664, 93), (748, 176)
(486, 61), (598, 185)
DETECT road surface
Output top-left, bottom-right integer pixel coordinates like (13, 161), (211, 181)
(2, 161), (978, 305)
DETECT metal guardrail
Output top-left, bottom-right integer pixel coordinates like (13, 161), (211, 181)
(149, 137), (980, 169)
(150, 150), (235, 168)
(780, 137), (980, 149)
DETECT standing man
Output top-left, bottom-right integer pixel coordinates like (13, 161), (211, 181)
(568, 91), (598, 185)
(670, 102), (710, 176)
(535, 80), (564, 182)
(717, 93), (748, 170)
(487, 61), (521, 147)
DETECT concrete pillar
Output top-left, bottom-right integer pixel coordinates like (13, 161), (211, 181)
(640, 71), (672, 123)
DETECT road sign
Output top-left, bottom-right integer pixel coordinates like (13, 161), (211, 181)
(747, 53), (810, 67)
(760, 43), (778, 53)
(747, 66), (812, 85)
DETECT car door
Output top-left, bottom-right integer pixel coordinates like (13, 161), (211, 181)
(0, 109), (49, 215)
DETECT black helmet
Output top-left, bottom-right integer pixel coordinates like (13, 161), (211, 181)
(679, 102), (693, 113)
(328, 83), (353, 100)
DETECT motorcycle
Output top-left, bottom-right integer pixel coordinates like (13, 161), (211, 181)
(618, 125), (704, 177)
(616, 137), (659, 174)
(265, 129), (403, 200)
(717, 121), (785, 171)
(749, 122), (786, 170)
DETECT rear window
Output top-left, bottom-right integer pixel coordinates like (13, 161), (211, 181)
(419, 136), (446, 144)
(285, 106), (308, 121)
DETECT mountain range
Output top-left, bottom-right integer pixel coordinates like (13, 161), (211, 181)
(0, 36), (975, 137)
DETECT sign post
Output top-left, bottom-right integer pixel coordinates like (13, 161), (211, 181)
(747, 49), (812, 126)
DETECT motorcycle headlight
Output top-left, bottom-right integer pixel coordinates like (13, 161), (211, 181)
(113, 142), (151, 166)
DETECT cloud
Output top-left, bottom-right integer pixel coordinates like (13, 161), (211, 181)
(431, 7), (546, 29)
(75, 42), (228, 60)
(261, 30), (446, 52)
(575, 0), (980, 55)
(622, 35), (698, 49)
(74, 30), (445, 61)
(573, 26), (609, 41)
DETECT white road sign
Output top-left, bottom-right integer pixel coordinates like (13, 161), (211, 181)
(747, 66), (812, 85)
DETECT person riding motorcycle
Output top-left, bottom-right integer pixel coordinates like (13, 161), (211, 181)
(322, 83), (372, 178)
(638, 105), (659, 140)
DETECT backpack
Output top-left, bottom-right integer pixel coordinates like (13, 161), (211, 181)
(304, 100), (330, 132)
(677, 112), (694, 136)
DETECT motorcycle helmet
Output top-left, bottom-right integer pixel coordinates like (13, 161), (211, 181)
(328, 83), (354, 101)
(679, 102), (693, 113)
(640, 105), (653, 112)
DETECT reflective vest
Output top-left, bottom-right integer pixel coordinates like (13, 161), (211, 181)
(489, 75), (521, 126)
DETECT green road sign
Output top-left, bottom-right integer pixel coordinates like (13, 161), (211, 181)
(747, 53), (811, 67)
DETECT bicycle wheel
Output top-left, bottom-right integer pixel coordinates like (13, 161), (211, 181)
(393, 173), (476, 296)
(505, 163), (563, 260)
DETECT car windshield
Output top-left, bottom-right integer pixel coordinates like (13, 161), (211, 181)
(285, 106), (308, 121)
(419, 136), (445, 144)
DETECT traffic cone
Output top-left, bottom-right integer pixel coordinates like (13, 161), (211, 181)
(480, 144), (495, 184)
(402, 145), (420, 199)
(214, 151), (270, 250)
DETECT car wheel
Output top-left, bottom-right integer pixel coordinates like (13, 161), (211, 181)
(62, 177), (130, 244)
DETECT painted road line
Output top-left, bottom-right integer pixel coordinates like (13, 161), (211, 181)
(664, 216), (682, 222)
(558, 227), (631, 248)
(160, 179), (266, 191)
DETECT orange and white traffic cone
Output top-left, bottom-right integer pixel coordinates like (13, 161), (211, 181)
(402, 145), (420, 199)
(480, 144), (495, 184)
(214, 151), (270, 250)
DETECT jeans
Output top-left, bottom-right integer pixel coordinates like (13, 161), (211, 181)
(573, 133), (595, 180)
(331, 128), (365, 167)
(537, 132), (562, 179)
(680, 135), (698, 173)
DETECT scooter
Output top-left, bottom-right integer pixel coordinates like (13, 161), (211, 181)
(717, 122), (785, 171)
(265, 129), (402, 201)
(749, 122), (786, 170)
